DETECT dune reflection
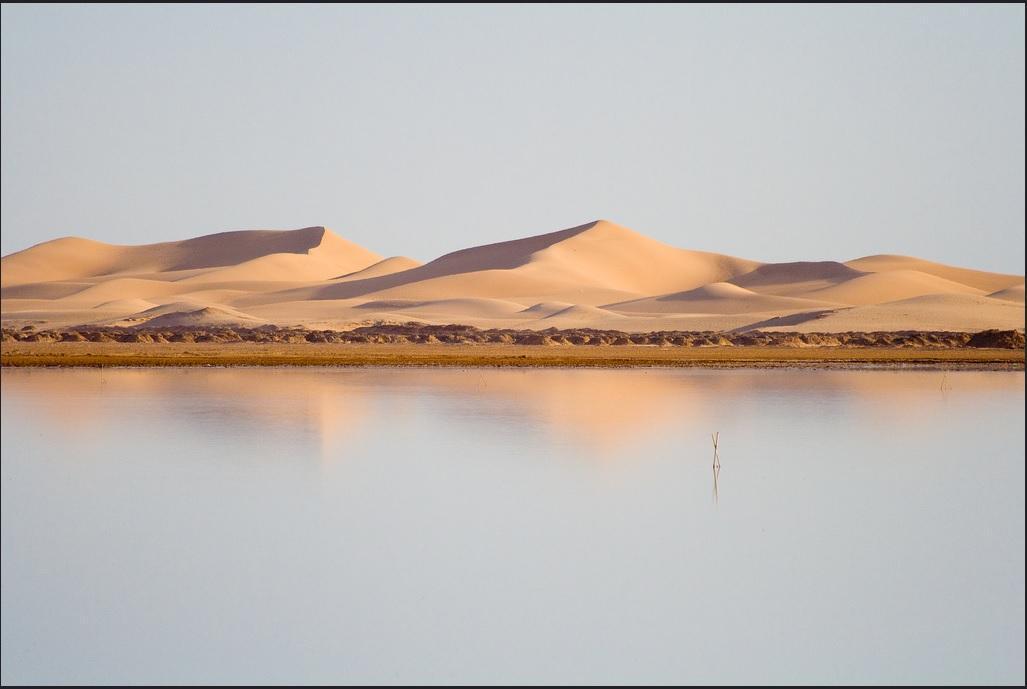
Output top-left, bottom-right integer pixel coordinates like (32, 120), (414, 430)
(393, 368), (700, 452)
(1, 368), (1022, 460)
(0, 368), (371, 460)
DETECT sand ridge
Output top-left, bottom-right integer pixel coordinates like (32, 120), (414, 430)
(2, 220), (1023, 333)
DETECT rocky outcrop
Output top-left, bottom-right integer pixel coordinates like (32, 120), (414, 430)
(2, 324), (1023, 349)
(967, 329), (1026, 349)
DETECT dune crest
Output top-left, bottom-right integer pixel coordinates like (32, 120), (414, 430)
(0, 226), (379, 287)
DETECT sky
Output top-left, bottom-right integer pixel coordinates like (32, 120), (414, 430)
(1, 4), (1024, 273)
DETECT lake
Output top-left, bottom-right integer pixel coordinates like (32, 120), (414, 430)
(1, 367), (1024, 684)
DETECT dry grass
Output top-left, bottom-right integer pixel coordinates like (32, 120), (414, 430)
(1, 341), (1023, 369)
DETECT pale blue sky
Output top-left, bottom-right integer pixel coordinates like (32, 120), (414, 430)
(2, 4), (1024, 272)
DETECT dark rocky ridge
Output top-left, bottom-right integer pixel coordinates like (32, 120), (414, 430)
(3, 324), (1024, 349)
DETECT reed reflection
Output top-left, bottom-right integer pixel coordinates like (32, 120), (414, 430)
(712, 431), (721, 504)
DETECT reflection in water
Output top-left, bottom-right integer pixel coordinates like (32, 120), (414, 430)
(712, 463), (721, 504)
(1, 368), (1024, 684)
(2, 368), (1022, 457)
(712, 432), (721, 504)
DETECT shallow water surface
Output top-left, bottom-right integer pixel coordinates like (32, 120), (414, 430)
(1, 368), (1024, 684)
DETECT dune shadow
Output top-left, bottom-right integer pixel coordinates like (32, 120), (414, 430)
(732, 308), (844, 332)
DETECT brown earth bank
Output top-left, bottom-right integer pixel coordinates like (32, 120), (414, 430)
(2, 330), (1023, 371)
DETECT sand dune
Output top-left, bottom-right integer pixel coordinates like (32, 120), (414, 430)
(175, 253), (350, 284)
(544, 304), (627, 321)
(846, 254), (1023, 293)
(141, 306), (266, 328)
(1, 237), (134, 288)
(262, 220), (761, 305)
(1, 281), (95, 300)
(730, 261), (866, 295)
(57, 278), (186, 306)
(988, 284), (1025, 303)
(94, 298), (159, 313)
(106, 302), (265, 328)
(759, 294), (1024, 333)
(520, 302), (577, 317)
(354, 297), (527, 319)
(802, 270), (984, 305)
(334, 256), (422, 282)
(607, 282), (840, 315)
(0, 226), (378, 287)
(1, 221), (1022, 333)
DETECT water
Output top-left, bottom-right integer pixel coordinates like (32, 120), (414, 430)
(1, 367), (1024, 684)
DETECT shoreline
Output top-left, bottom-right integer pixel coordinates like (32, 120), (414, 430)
(2, 343), (1023, 370)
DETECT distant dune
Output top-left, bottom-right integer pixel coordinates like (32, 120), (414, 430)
(802, 270), (984, 305)
(759, 294), (1025, 333)
(728, 261), (866, 297)
(988, 284), (1025, 303)
(542, 304), (628, 327)
(607, 282), (841, 315)
(0, 226), (379, 287)
(845, 254), (1023, 293)
(1, 220), (1023, 333)
(137, 305), (266, 328)
(334, 256), (422, 282)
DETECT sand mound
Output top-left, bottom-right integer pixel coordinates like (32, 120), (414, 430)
(1, 281), (94, 300)
(334, 256), (421, 281)
(987, 284), (1025, 303)
(544, 304), (625, 319)
(540, 304), (627, 325)
(803, 270), (984, 305)
(136, 305), (265, 328)
(608, 282), (840, 314)
(759, 293), (1024, 333)
(671, 282), (760, 299)
(730, 262), (865, 295)
(519, 301), (577, 316)
(174, 232), (384, 284)
(93, 298), (158, 312)
(57, 277), (185, 305)
(0, 237), (129, 288)
(846, 254), (1022, 292)
(174, 254), (343, 284)
(93, 300), (204, 326)
(355, 297), (525, 319)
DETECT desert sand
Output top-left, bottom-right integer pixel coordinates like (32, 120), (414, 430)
(2, 220), (1023, 333)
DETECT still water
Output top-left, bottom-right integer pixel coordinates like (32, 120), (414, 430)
(1, 367), (1024, 684)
